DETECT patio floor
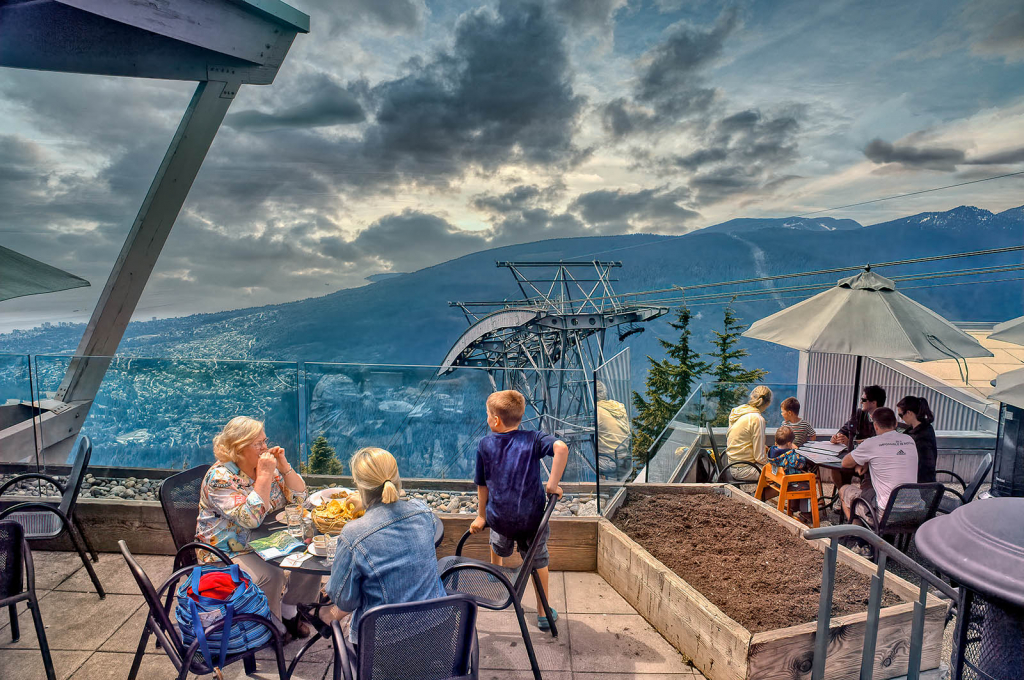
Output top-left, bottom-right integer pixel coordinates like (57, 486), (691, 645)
(0, 551), (704, 679)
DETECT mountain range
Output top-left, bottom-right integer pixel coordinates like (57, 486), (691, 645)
(3, 204), (1023, 385)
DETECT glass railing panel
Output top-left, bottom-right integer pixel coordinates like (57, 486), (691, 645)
(32, 355), (300, 473)
(594, 348), (632, 510)
(0, 353), (37, 467)
(642, 383), (704, 484)
(302, 363), (598, 487)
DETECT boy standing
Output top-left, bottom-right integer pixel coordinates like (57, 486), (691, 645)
(471, 390), (569, 630)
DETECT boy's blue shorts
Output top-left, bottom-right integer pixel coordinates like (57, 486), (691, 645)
(490, 524), (550, 569)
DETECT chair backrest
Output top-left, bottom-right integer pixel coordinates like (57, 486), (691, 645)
(356, 594), (478, 680)
(59, 435), (92, 517)
(159, 465), (212, 563)
(0, 520), (26, 600)
(963, 453), (994, 503)
(119, 540), (187, 662)
(512, 494), (559, 597)
(878, 483), (946, 535)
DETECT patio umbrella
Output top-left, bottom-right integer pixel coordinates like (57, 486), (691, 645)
(742, 268), (993, 419)
(0, 245), (89, 303)
(990, 367), (1024, 410)
(989, 315), (1024, 347)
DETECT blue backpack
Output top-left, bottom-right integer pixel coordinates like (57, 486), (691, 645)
(175, 564), (274, 670)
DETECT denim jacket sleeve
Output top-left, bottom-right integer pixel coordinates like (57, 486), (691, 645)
(325, 534), (363, 612)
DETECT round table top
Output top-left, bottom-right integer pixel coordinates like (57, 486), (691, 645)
(250, 511), (445, 574)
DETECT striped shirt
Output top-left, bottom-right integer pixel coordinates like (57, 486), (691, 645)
(786, 418), (817, 447)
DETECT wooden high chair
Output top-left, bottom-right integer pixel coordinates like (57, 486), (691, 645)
(754, 463), (821, 528)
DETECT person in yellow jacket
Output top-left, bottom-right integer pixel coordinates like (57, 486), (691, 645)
(596, 381), (631, 478)
(724, 386), (773, 481)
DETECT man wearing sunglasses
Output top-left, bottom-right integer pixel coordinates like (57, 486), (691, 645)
(831, 385), (886, 448)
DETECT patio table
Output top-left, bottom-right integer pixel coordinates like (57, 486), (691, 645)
(798, 441), (847, 512)
(250, 510), (445, 575)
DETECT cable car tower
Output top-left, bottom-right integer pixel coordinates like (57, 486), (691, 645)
(439, 261), (668, 480)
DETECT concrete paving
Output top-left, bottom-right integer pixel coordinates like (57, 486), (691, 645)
(1, 552), (705, 679)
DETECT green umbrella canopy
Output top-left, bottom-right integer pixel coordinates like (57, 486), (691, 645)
(0, 245), (90, 302)
(989, 315), (1024, 347)
(990, 366), (1024, 410)
(742, 269), (992, 362)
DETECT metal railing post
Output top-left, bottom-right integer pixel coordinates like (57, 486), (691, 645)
(811, 537), (839, 680)
(860, 552), (888, 680)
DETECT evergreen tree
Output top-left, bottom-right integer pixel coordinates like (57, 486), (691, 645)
(631, 307), (711, 464)
(305, 435), (343, 475)
(706, 305), (768, 426)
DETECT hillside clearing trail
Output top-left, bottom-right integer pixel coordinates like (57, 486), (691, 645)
(728, 234), (786, 308)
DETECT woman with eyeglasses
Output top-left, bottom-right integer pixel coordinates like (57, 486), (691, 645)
(896, 396), (937, 483)
(195, 416), (321, 640)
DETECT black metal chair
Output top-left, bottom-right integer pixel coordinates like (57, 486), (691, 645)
(330, 595), (479, 680)
(1, 520), (55, 680)
(0, 435), (104, 598)
(705, 424), (762, 486)
(119, 539), (286, 680)
(850, 482), (946, 558)
(935, 453), (992, 515)
(437, 494), (558, 680)
(159, 464), (213, 569)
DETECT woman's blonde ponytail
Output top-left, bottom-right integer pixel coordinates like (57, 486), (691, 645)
(350, 447), (403, 507)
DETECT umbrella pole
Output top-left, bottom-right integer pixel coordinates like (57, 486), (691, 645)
(850, 355), (863, 436)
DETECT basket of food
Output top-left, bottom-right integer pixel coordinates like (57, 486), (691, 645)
(310, 490), (364, 535)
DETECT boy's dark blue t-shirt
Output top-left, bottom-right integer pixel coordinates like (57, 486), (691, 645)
(475, 429), (556, 538)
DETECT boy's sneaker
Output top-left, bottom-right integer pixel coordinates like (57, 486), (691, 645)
(537, 608), (558, 631)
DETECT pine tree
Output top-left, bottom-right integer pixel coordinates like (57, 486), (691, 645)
(306, 435), (343, 475)
(631, 307), (711, 464)
(706, 305), (768, 426)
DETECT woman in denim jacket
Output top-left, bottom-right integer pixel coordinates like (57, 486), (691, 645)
(320, 446), (446, 644)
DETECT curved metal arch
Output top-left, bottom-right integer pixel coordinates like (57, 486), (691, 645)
(439, 309), (540, 372)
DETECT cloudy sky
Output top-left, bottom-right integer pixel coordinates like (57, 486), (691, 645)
(1, 0), (1023, 332)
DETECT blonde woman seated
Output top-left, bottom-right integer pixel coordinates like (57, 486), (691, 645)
(724, 386), (773, 482)
(195, 416), (322, 639)
(317, 447), (446, 644)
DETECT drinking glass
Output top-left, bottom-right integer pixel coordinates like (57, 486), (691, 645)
(286, 505), (302, 538)
(325, 535), (338, 565)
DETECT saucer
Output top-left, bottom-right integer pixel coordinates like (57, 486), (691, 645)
(307, 543), (328, 557)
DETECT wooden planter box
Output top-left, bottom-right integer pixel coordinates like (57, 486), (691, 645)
(598, 484), (945, 680)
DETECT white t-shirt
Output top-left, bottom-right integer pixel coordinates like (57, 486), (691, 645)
(851, 429), (919, 511)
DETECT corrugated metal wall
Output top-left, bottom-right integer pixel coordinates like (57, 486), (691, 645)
(801, 353), (997, 433)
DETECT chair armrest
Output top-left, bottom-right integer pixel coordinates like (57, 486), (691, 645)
(850, 497), (879, 532)
(942, 488), (966, 505)
(0, 473), (66, 498)
(439, 561), (518, 608)
(331, 619), (355, 680)
(172, 541), (234, 570)
(454, 527), (480, 557)
(715, 461), (762, 482)
(935, 469), (966, 490)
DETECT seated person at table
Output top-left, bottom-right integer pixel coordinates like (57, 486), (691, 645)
(596, 381), (632, 478)
(725, 385), (773, 481)
(768, 426), (806, 473)
(780, 397), (816, 447)
(838, 407), (918, 524)
(767, 426), (811, 516)
(319, 447), (445, 643)
(195, 416), (321, 639)
(828, 385), (886, 490)
(472, 389), (569, 631)
(831, 385), (886, 447)
(897, 396), (937, 483)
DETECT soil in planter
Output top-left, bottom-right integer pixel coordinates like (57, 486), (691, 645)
(613, 491), (902, 633)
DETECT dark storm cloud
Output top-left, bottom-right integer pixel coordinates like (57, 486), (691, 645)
(601, 8), (737, 137)
(471, 183), (566, 214)
(570, 186), (697, 228)
(225, 74), (365, 130)
(864, 138), (966, 170)
(357, 0), (585, 177)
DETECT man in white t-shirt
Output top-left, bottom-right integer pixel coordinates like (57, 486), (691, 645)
(838, 407), (918, 523)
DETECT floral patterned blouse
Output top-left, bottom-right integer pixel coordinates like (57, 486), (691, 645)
(195, 461), (290, 563)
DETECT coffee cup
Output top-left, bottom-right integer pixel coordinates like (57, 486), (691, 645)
(312, 535), (327, 550)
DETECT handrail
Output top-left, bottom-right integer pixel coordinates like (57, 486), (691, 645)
(803, 525), (958, 680)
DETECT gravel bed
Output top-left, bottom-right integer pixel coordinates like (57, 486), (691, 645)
(0, 474), (601, 516)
